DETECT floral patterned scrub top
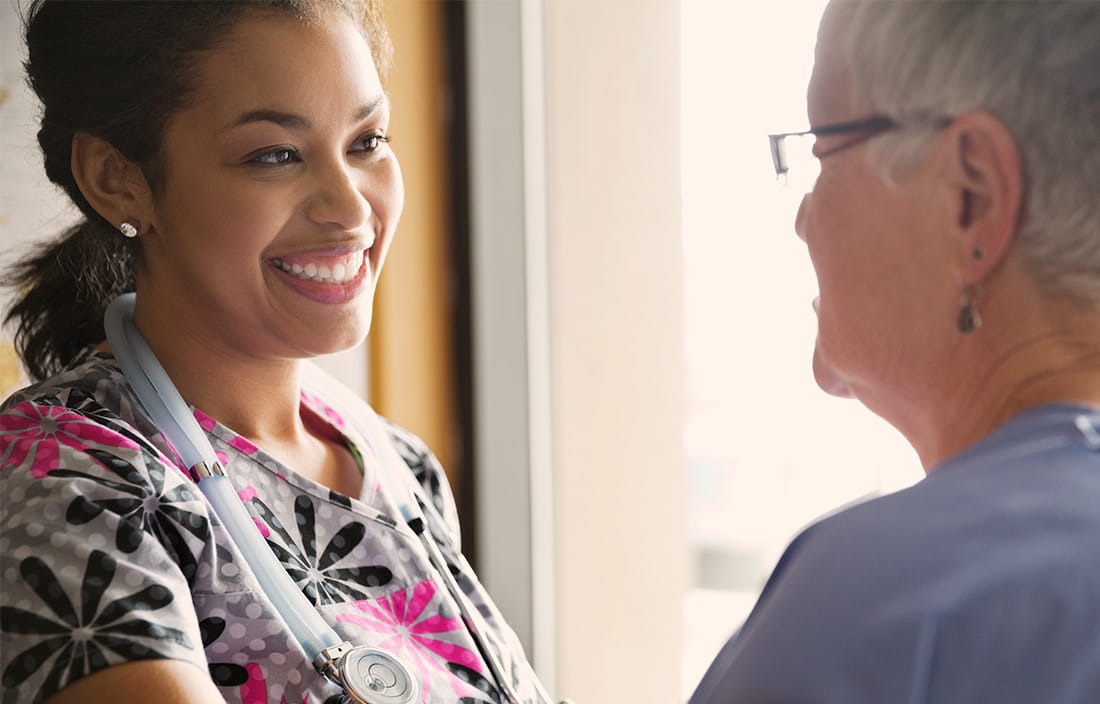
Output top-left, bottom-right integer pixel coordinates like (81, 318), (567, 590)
(0, 351), (549, 704)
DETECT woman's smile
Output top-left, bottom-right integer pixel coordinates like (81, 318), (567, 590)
(270, 247), (369, 285)
(268, 245), (372, 304)
(131, 9), (403, 359)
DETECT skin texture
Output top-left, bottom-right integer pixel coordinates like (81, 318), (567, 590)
(45, 660), (229, 704)
(73, 8), (403, 497)
(55, 9), (403, 703)
(798, 2), (1100, 470)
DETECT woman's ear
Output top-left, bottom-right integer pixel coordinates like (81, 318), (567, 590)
(70, 132), (154, 233)
(942, 111), (1024, 284)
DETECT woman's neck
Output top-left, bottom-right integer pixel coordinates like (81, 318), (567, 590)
(919, 317), (1100, 471)
(127, 299), (307, 447)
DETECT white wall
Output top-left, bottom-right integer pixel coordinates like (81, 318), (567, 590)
(0, 2), (73, 392)
(0, 1), (80, 297)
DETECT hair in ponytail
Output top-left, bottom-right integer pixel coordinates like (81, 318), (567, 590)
(4, 0), (391, 381)
(4, 221), (136, 382)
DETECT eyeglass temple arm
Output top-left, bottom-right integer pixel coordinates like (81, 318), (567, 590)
(767, 115), (898, 177)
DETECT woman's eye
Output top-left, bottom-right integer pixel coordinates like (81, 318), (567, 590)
(250, 147), (300, 165)
(351, 132), (390, 154)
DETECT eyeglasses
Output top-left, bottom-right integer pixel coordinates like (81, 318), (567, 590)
(768, 115), (898, 192)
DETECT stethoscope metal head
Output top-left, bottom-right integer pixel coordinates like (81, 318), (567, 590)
(319, 645), (418, 704)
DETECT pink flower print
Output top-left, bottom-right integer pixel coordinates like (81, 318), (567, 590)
(301, 390), (348, 431)
(230, 435), (259, 455)
(0, 402), (138, 478)
(236, 487), (271, 537)
(194, 409), (217, 432)
(240, 663), (309, 704)
(337, 580), (486, 698)
(192, 408), (259, 456)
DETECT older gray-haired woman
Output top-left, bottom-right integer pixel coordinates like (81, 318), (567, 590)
(691, 1), (1100, 702)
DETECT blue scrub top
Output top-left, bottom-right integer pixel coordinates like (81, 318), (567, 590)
(689, 405), (1100, 704)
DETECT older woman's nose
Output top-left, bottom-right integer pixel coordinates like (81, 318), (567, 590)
(794, 192), (811, 242)
(306, 163), (373, 231)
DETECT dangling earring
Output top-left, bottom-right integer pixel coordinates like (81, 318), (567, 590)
(957, 285), (982, 334)
(957, 247), (985, 334)
(119, 220), (138, 238)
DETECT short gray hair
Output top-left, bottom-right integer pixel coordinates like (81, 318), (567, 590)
(836, 0), (1100, 306)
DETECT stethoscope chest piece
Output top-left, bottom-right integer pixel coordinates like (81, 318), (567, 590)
(338, 647), (419, 704)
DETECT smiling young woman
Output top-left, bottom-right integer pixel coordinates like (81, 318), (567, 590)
(0, 3), (552, 704)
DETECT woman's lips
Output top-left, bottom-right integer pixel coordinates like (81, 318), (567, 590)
(270, 249), (366, 284)
(811, 296), (854, 398)
(268, 249), (371, 304)
(812, 344), (854, 398)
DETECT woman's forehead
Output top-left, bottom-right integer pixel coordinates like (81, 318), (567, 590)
(181, 10), (382, 127)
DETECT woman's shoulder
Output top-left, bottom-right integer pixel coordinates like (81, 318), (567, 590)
(1, 350), (178, 476)
(0, 354), (211, 703)
(3, 349), (123, 411)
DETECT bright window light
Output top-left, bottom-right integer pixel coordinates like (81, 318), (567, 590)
(679, 1), (923, 697)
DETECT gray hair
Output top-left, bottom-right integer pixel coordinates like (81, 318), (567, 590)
(835, 0), (1100, 306)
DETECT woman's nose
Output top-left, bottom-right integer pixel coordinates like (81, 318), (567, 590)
(306, 162), (373, 231)
(794, 192), (811, 242)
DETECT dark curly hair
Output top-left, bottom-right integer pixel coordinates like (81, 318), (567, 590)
(4, 0), (392, 381)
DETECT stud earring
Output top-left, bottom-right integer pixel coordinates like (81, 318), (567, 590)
(957, 286), (982, 334)
(119, 220), (138, 238)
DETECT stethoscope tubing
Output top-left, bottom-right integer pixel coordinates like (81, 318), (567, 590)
(303, 365), (539, 704)
(105, 294), (345, 661)
(104, 294), (537, 704)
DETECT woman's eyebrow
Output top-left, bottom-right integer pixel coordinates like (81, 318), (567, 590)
(354, 94), (390, 122)
(231, 109), (310, 130)
(230, 95), (391, 131)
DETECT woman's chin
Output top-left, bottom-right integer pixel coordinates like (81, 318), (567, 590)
(812, 345), (854, 398)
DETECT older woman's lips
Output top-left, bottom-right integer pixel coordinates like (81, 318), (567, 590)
(810, 296), (854, 398)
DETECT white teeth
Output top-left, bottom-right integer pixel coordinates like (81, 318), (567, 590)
(273, 250), (366, 284)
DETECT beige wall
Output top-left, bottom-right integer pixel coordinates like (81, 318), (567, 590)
(466, 1), (688, 699)
(544, 1), (688, 701)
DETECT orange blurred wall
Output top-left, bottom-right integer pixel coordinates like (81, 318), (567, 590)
(370, 0), (461, 490)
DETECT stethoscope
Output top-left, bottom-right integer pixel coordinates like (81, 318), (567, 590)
(104, 293), (548, 704)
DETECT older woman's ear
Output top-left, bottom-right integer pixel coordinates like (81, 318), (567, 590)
(70, 132), (154, 233)
(941, 111), (1024, 285)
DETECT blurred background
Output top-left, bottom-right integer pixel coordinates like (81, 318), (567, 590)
(0, 1), (921, 701)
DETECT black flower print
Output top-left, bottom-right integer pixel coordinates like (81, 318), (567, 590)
(63, 387), (165, 459)
(0, 551), (189, 698)
(328, 489), (353, 509)
(450, 661), (501, 704)
(48, 447), (210, 585)
(251, 494), (393, 605)
(386, 424), (449, 519)
(198, 617), (249, 687)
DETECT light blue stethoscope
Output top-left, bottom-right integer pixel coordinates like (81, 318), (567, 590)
(104, 293), (541, 704)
